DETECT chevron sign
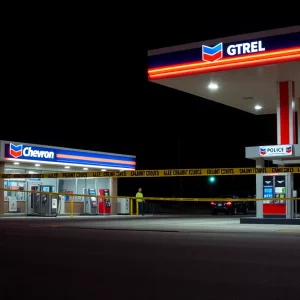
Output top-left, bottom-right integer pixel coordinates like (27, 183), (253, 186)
(202, 43), (223, 62)
(202, 40), (266, 63)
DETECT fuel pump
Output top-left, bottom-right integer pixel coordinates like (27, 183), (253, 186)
(262, 175), (287, 216)
(98, 189), (111, 214)
(29, 185), (57, 217)
(31, 186), (40, 214)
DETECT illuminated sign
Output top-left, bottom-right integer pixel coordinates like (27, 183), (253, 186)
(227, 40), (265, 56)
(9, 144), (55, 160)
(4, 143), (135, 169)
(148, 32), (300, 79)
(263, 187), (273, 198)
(23, 146), (54, 159)
(202, 40), (265, 62)
(259, 145), (292, 156)
(202, 43), (223, 62)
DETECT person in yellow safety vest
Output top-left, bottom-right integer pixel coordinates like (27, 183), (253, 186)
(136, 188), (144, 215)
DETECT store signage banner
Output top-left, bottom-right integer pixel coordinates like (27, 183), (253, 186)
(4, 143), (135, 169)
(259, 145), (292, 157)
(148, 32), (300, 68)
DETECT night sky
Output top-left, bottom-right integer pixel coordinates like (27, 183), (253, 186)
(2, 18), (299, 198)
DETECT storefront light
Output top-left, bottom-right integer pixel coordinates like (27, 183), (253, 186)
(83, 167), (88, 170)
(101, 169), (106, 171)
(35, 164), (40, 167)
(64, 166), (70, 169)
(13, 162), (19, 165)
(4, 159), (129, 170)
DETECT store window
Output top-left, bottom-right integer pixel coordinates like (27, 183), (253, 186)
(58, 179), (76, 201)
(58, 178), (110, 202)
(4, 168), (26, 201)
(42, 170), (58, 192)
(95, 178), (110, 191)
(77, 178), (96, 201)
(25, 170), (42, 203)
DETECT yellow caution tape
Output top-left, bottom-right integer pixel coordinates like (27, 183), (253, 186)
(0, 188), (298, 202)
(1, 166), (300, 179)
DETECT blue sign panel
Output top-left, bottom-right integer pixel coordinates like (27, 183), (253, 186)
(263, 187), (273, 199)
(5, 143), (135, 169)
(148, 32), (300, 68)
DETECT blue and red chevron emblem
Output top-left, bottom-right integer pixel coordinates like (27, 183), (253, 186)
(9, 143), (23, 158)
(286, 146), (292, 153)
(202, 43), (223, 62)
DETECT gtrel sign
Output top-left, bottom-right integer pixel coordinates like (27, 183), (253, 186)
(202, 40), (266, 62)
(5, 143), (56, 161)
(227, 40), (265, 56)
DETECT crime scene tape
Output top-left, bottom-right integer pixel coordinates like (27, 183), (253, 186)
(0, 188), (298, 202)
(1, 167), (300, 179)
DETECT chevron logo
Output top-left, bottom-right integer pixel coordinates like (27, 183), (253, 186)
(9, 143), (23, 158)
(202, 43), (223, 62)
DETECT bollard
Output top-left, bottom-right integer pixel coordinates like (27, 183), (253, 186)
(130, 199), (133, 215)
(70, 199), (74, 217)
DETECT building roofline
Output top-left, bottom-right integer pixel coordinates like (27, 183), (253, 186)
(0, 140), (136, 158)
(148, 26), (300, 56)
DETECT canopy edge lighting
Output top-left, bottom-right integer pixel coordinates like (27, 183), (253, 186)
(148, 53), (300, 80)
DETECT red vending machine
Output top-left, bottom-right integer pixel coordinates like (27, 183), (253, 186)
(98, 189), (111, 214)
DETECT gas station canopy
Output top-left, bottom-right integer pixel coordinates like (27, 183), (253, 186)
(147, 26), (300, 115)
(148, 26), (300, 222)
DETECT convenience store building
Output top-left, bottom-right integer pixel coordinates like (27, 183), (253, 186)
(0, 140), (136, 215)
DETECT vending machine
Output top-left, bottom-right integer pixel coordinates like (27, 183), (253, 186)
(83, 188), (98, 215)
(98, 189), (111, 214)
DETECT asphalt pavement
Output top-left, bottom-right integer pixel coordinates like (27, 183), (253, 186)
(1, 215), (300, 299)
